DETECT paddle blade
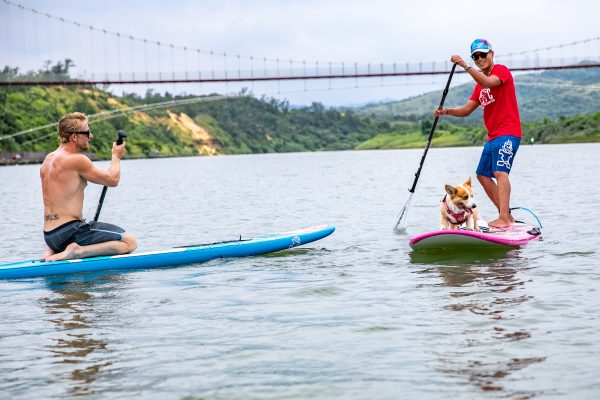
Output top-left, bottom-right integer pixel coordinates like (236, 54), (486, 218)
(393, 193), (413, 234)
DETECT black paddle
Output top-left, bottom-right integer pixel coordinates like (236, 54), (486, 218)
(393, 63), (457, 233)
(93, 129), (128, 222)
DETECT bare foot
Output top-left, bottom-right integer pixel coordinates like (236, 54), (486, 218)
(45, 242), (82, 261)
(488, 218), (512, 228)
(42, 247), (55, 260)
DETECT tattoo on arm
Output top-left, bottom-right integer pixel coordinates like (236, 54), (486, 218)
(45, 214), (59, 221)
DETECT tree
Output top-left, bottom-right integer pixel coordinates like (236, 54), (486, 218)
(421, 118), (433, 135)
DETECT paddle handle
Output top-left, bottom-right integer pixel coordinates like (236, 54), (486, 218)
(93, 130), (128, 222)
(408, 63), (457, 193)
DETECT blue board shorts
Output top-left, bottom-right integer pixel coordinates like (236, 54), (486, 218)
(476, 135), (521, 178)
(44, 220), (125, 253)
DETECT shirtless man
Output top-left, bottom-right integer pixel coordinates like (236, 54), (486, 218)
(41, 112), (137, 261)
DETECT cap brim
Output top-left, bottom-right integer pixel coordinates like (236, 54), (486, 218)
(471, 48), (492, 55)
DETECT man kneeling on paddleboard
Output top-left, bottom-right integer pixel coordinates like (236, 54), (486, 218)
(41, 112), (137, 261)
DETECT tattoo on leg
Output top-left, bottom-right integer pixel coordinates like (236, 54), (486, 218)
(44, 214), (59, 221)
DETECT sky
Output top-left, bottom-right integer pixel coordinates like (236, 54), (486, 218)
(2, 0), (600, 106)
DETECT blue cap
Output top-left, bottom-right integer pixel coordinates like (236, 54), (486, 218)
(470, 39), (493, 55)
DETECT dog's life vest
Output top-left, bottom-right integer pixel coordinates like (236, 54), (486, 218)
(442, 195), (471, 224)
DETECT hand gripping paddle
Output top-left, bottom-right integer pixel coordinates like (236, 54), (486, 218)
(93, 130), (128, 222)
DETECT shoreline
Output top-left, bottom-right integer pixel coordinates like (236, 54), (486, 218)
(2, 141), (598, 167)
(0, 151), (47, 166)
(0, 150), (102, 166)
(0, 150), (191, 166)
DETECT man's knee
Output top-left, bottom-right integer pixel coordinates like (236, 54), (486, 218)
(477, 174), (491, 184)
(122, 233), (137, 253)
(493, 171), (509, 180)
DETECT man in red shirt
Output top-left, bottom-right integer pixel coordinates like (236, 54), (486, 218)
(435, 39), (522, 228)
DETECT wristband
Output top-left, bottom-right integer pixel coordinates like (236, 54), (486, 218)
(463, 64), (472, 71)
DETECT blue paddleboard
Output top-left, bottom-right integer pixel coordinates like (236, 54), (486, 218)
(0, 224), (335, 280)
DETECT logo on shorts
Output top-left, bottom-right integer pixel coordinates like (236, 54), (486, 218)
(497, 140), (514, 169)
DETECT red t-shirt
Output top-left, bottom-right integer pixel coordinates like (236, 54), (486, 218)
(469, 64), (522, 140)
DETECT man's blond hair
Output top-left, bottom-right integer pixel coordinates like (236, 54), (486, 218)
(58, 112), (87, 143)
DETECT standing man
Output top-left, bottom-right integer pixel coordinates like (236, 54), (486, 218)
(435, 39), (522, 228)
(41, 112), (137, 261)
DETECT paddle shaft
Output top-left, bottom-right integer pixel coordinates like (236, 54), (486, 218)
(408, 63), (457, 193)
(93, 130), (127, 222)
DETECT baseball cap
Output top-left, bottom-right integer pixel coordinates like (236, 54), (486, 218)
(470, 39), (493, 55)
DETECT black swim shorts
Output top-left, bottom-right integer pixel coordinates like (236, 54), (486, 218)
(44, 220), (125, 253)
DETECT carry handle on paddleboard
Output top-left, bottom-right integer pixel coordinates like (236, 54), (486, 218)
(409, 63), (457, 193)
(93, 130), (128, 222)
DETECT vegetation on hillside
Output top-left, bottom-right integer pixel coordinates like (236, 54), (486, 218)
(358, 64), (600, 121)
(1, 61), (599, 161)
(1, 62), (391, 158)
(358, 113), (600, 150)
(525, 113), (600, 143)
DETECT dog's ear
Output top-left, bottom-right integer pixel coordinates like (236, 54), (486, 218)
(464, 177), (472, 187)
(445, 184), (456, 195)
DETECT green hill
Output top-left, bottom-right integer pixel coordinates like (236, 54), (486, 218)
(358, 64), (600, 121)
(0, 67), (389, 160)
(1, 62), (599, 162)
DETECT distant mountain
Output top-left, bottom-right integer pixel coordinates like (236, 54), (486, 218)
(1, 62), (598, 163)
(356, 64), (600, 121)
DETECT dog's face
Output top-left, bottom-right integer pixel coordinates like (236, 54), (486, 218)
(445, 177), (477, 211)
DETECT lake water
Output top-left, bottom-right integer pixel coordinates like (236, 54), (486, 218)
(1, 144), (599, 399)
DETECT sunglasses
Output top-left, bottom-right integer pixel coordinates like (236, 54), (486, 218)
(71, 130), (91, 137)
(471, 52), (489, 61)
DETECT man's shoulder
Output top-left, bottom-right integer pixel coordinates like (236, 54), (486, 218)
(491, 64), (513, 83)
(492, 64), (512, 74)
(492, 64), (510, 73)
(51, 150), (92, 169)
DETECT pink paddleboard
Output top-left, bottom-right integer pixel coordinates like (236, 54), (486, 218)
(409, 222), (541, 251)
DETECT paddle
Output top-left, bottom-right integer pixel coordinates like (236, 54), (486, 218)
(93, 130), (128, 222)
(392, 63), (457, 234)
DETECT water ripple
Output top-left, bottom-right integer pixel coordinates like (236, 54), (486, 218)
(2, 145), (600, 398)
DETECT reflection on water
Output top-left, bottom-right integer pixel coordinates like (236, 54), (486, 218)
(413, 251), (545, 398)
(409, 248), (514, 267)
(41, 276), (124, 396)
(440, 356), (547, 395)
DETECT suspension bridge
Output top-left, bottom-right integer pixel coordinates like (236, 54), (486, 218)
(2, 0), (600, 91)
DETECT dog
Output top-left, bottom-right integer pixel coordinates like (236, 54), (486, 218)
(440, 177), (479, 231)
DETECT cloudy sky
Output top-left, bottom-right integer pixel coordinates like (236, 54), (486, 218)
(3, 0), (599, 105)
